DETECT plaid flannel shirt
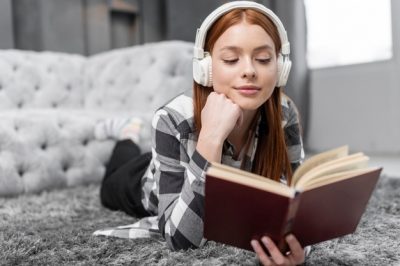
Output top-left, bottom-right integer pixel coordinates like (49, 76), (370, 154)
(94, 89), (304, 251)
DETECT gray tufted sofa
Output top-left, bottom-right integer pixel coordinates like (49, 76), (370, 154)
(0, 40), (193, 197)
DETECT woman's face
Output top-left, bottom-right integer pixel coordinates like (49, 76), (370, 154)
(211, 21), (278, 111)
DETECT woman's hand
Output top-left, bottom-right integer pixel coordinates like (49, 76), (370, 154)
(196, 92), (243, 162)
(200, 92), (243, 143)
(251, 234), (305, 266)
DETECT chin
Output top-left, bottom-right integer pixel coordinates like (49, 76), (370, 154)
(238, 101), (264, 111)
(232, 93), (271, 111)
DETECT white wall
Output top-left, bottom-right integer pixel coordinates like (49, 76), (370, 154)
(307, 0), (400, 155)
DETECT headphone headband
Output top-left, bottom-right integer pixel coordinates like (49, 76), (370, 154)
(193, 1), (290, 59)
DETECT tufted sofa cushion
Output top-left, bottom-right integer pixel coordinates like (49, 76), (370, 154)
(0, 40), (194, 197)
(0, 110), (115, 196)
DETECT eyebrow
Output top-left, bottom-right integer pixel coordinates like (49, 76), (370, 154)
(219, 45), (274, 52)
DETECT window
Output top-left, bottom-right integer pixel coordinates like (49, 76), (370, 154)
(304, 0), (393, 68)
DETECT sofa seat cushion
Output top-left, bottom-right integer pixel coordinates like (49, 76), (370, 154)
(0, 109), (155, 197)
(0, 109), (117, 197)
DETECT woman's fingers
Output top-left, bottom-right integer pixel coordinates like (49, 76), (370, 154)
(285, 234), (305, 264)
(251, 235), (305, 266)
(261, 237), (286, 265)
(251, 240), (274, 266)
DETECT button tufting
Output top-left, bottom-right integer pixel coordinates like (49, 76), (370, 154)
(62, 163), (69, 172)
(66, 84), (72, 91)
(52, 102), (58, 108)
(34, 85), (40, 91)
(17, 167), (24, 177)
(82, 139), (89, 146)
(41, 143), (47, 150)
(17, 102), (23, 108)
(0, 84), (2, 90)
(13, 65), (18, 71)
(170, 68), (177, 77)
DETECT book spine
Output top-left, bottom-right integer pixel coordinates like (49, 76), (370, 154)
(278, 191), (302, 252)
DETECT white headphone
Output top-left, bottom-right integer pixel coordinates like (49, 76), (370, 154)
(193, 1), (292, 88)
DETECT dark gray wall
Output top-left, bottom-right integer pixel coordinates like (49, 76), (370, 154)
(0, 0), (14, 49)
(12, 0), (85, 53)
(12, 0), (43, 51)
(141, 0), (165, 42)
(85, 0), (111, 55)
(164, 0), (222, 42)
(41, 0), (86, 54)
(8, 0), (144, 55)
(164, 0), (269, 42)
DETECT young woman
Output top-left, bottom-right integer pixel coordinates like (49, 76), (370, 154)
(99, 1), (306, 265)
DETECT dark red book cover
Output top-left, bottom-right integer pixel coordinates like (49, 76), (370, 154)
(291, 168), (382, 247)
(204, 168), (381, 252)
(204, 174), (293, 251)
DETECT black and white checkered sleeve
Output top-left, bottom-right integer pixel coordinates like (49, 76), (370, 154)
(282, 96), (305, 172)
(152, 108), (209, 251)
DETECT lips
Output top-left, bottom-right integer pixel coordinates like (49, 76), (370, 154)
(235, 85), (261, 96)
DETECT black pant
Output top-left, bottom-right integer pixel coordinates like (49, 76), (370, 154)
(100, 139), (152, 218)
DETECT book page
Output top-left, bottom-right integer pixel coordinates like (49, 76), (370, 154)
(210, 163), (278, 185)
(294, 153), (369, 189)
(207, 164), (294, 198)
(292, 146), (349, 186)
(298, 167), (379, 191)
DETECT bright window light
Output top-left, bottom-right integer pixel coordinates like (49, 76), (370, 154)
(304, 0), (393, 68)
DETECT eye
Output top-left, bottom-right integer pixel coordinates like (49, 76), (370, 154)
(222, 59), (238, 65)
(256, 58), (271, 64)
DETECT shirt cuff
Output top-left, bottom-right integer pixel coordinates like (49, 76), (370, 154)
(188, 149), (210, 182)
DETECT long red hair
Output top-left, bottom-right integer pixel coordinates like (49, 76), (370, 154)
(193, 9), (294, 184)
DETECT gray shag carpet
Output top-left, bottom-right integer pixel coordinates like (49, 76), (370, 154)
(0, 176), (399, 266)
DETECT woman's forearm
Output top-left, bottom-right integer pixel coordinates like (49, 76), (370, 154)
(196, 132), (224, 163)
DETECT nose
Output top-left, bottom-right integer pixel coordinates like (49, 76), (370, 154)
(241, 58), (256, 79)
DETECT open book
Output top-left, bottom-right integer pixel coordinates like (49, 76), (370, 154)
(204, 146), (382, 252)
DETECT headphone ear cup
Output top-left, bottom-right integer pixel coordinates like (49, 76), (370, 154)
(193, 53), (213, 87)
(276, 54), (291, 87)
